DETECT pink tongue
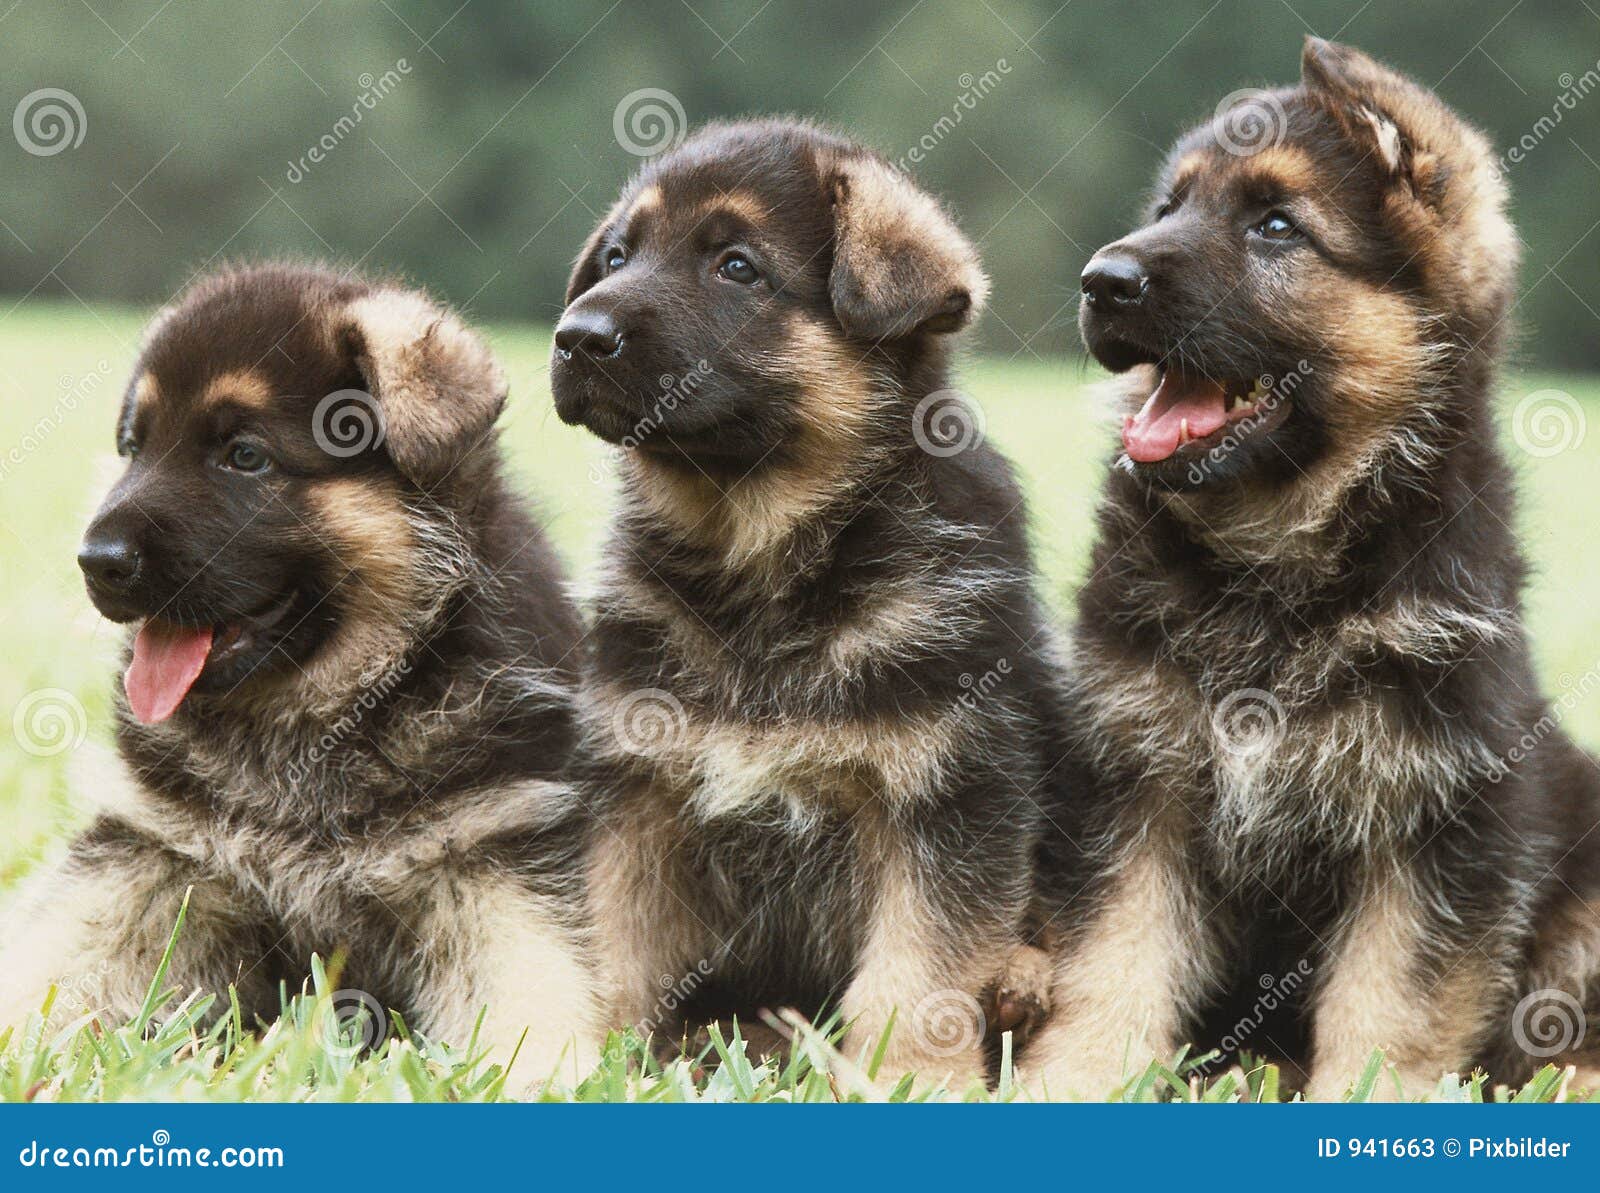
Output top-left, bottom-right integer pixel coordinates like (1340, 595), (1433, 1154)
(1122, 374), (1229, 463)
(125, 620), (213, 723)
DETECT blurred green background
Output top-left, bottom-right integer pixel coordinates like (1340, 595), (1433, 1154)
(1, 2), (1599, 883)
(1, 0), (1597, 364)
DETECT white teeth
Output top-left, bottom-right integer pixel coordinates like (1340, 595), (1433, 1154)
(1179, 418), (1191, 445)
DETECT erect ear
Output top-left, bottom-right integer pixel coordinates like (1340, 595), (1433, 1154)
(341, 289), (506, 487)
(1300, 37), (1445, 200)
(827, 155), (988, 343)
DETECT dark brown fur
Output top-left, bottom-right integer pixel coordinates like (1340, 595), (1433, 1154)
(552, 119), (1063, 1090)
(1026, 39), (1600, 1098)
(0, 263), (601, 1086)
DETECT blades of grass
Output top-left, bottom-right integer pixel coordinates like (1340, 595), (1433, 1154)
(1511, 1064), (1563, 1103)
(1256, 1063), (1280, 1104)
(1150, 1062), (1193, 1101)
(708, 1020), (756, 1101)
(1202, 1071), (1239, 1102)
(1125, 1060), (1162, 1102)
(1347, 1048), (1386, 1103)
(132, 885), (190, 1033)
(996, 1030), (1015, 1100)
(865, 1007), (895, 1082)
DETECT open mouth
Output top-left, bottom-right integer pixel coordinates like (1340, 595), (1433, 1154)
(1122, 372), (1291, 465)
(123, 589), (299, 724)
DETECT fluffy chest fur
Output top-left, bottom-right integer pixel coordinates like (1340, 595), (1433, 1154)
(1075, 583), (1511, 874)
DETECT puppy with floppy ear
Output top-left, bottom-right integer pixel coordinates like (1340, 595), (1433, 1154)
(0, 262), (600, 1089)
(552, 119), (1063, 1090)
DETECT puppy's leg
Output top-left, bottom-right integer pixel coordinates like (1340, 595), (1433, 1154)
(405, 868), (601, 1092)
(1022, 831), (1219, 1100)
(840, 801), (1033, 1095)
(0, 821), (277, 1034)
(1305, 866), (1508, 1102)
(586, 809), (713, 1042)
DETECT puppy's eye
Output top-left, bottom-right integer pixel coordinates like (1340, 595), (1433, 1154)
(118, 439), (140, 460)
(604, 248), (626, 274)
(222, 441), (272, 474)
(1253, 210), (1300, 241)
(717, 254), (759, 285)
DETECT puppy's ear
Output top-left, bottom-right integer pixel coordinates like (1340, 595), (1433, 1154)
(1300, 36), (1514, 324)
(1299, 37), (1472, 203)
(342, 289), (506, 486)
(565, 199), (627, 304)
(827, 156), (988, 343)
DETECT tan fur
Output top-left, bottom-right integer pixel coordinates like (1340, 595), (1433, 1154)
(828, 154), (989, 339)
(1306, 869), (1502, 1100)
(200, 368), (277, 410)
(838, 812), (995, 1092)
(0, 837), (275, 1036)
(406, 873), (599, 1089)
(584, 677), (970, 822)
(627, 184), (663, 218)
(293, 477), (431, 705)
(1024, 833), (1217, 1098)
(131, 371), (159, 419)
(345, 289), (506, 485)
(584, 805), (711, 1031)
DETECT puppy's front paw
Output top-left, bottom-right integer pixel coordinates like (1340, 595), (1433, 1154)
(984, 943), (1054, 1048)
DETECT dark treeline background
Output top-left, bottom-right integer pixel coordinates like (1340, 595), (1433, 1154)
(2, 0), (1596, 366)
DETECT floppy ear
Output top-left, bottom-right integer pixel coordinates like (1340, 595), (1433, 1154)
(1300, 37), (1442, 201)
(342, 289), (507, 486)
(565, 198), (628, 304)
(827, 156), (988, 343)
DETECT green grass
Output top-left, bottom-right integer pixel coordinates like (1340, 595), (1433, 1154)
(2, 302), (1599, 1102)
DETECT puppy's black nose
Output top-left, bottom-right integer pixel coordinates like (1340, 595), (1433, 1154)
(1081, 255), (1149, 312)
(78, 534), (141, 594)
(554, 309), (623, 359)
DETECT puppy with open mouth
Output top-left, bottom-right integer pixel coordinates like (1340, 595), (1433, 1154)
(553, 120), (1064, 1090)
(1024, 39), (1600, 1099)
(0, 263), (600, 1085)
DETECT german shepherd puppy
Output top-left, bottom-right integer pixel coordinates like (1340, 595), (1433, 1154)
(552, 120), (1062, 1089)
(1025, 39), (1600, 1098)
(0, 263), (599, 1084)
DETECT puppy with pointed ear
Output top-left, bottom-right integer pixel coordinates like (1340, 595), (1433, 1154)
(341, 287), (509, 488)
(826, 154), (990, 343)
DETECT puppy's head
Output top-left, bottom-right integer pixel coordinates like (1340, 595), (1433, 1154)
(79, 262), (505, 724)
(1079, 38), (1514, 493)
(550, 119), (986, 468)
